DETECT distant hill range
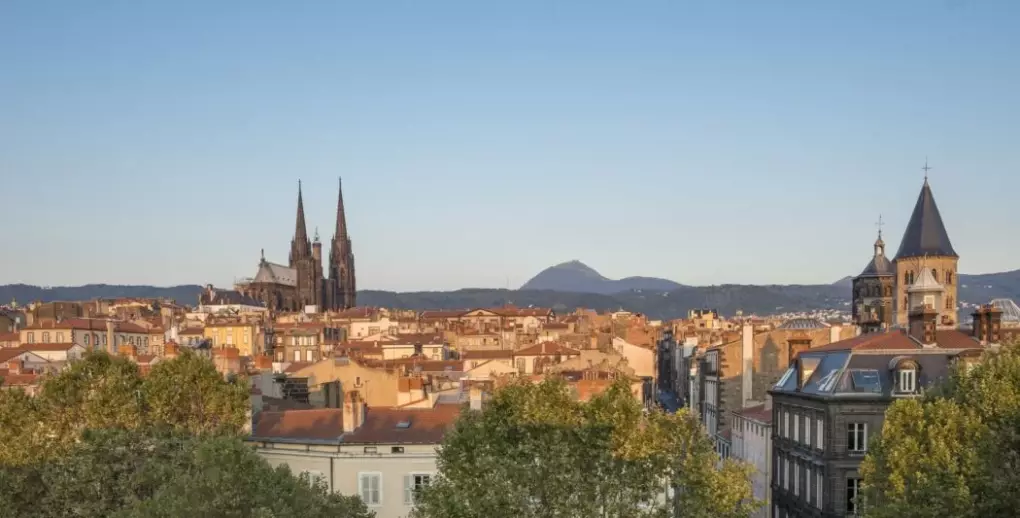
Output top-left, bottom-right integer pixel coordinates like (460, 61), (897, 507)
(3, 261), (1020, 320)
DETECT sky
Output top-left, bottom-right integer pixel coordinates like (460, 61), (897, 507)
(2, 1), (1018, 292)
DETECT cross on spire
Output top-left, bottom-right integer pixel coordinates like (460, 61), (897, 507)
(876, 214), (884, 239)
(922, 157), (932, 181)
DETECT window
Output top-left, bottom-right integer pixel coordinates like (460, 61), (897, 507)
(243, 332), (249, 344)
(391, 446), (404, 454)
(301, 470), (325, 487)
(404, 473), (432, 505)
(27, 332), (34, 344)
(306, 349), (314, 362)
(932, 268), (938, 281)
(793, 414), (800, 443)
(899, 368), (916, 393)
(56, 332), (64, 342)
(784, 411), (790, 438)
(947, 271), (953, 285)
(781, 458), (788, 489)
(816, 419), (825, 450)
(816, 471), (823, 508)
(846, 477), (861, 515)
(847, 423), (868, 453)
(794, 462), (800, 496)
(42, 332), (50, 342)
(226, 333), (233, 345)
(358, 472), (382, 506)
(293, 350), (301, 362)
(84, 334), (90, 346)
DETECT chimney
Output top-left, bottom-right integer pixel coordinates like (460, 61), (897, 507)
(989, 305), (1003, 344)
(787, 333), (812, 367)
(764, 393), (773, 411)
(829, 324), (841, 344)
(908, 306), (938, 347)
(470, 385), (484, 411)
(7, 359), (23, 375)
(104, 320), (117, 354)
(245, 387), (263, 435)
(741, 324), (753, 406)
(342, 391), (364, 433)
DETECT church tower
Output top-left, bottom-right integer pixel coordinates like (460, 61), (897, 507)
(327, 178), (357, 310)
(893, 171), (959, 328)
(289, 181), (322, 309)
(852, 221), (895, 332)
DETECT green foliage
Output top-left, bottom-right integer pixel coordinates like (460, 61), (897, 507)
(0, 430), (373, 518)
(0, 350), (249, 465)
(143, 349), (249, 435)
(862, 342), (1020, 517)
(412, 377), (757, 518)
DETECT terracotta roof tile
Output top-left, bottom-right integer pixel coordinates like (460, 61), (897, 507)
(0, 332), (19, 342)
(462, 350), (514, 360)
(253, 409), (345, 441)
(515, 342), (581, 356)
(19, 343), (79, 352)
(344, 404), (461, 444)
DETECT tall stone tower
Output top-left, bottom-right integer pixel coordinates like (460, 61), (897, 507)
(327, 178), (357, 310)
(289, 181), (323, 309)
(852, 224), (895, 332)
(893, 177), (958, 328)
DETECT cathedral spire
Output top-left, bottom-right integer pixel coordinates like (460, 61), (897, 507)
(289, 180), (312, 265)
(334, 177), (349, 242)
(294, 180), (309, 245)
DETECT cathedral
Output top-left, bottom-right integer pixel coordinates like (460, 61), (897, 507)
(853, 174), (958, 332)
(240, 179), (357, 312)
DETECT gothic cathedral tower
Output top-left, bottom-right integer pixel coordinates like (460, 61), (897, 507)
(289, 181), (324, 309)
(327, 178), (357, 310)
(893, 177), (959, 328)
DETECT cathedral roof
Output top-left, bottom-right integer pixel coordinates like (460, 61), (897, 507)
(777, 317), (829, 330)
(894, 180), (958, 259)
(253, 262), (298, 287)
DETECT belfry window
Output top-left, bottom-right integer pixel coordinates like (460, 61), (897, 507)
(932, 269), (938, 281)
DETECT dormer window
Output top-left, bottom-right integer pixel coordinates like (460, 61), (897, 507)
(899, 368), (916, 393)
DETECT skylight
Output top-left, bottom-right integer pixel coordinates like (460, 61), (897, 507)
(395, 420), (412, 429)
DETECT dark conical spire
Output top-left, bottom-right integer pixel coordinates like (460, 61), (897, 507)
(334, 177), (348, 242)
(289, 180), (312, 265)
(894, 179), (958, 259)
(294, 180), (309, 244)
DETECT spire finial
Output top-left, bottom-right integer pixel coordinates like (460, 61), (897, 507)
(922, 157), (932, 182)
(876, 214), (884, 239)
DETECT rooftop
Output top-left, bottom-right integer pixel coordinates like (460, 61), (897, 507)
(894, 179), (958, 259)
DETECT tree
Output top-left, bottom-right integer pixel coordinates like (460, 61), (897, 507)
(34, 351), (146, 456)
(861, 342), (1020, 517)
(143, 349), (249, 436)
(0, 430), (373, 518)
(412, 377), (757, 518)
(0, 350), (251, 464)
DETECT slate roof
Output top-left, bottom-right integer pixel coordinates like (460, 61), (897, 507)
(777, 318), (829, 330)
(252, 261), (298, 287)
(894, 180), (958, 259)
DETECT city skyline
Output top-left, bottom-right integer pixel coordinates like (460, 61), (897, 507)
(3, 1), (1019, 291)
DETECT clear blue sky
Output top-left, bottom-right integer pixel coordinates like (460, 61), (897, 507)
(2, 1), (1018, 291)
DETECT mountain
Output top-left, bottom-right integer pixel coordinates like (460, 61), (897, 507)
(0, 284), (204, 306)
(520, 260), (684, 294)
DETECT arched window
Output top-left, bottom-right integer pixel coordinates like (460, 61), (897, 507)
(904, 272), (910, 284)
(899, 367), (916, 392)
(947, 271), (953, 285)
(884, 286), (892, 297)
(932, 269), (938, 282)
(946, 296), (954, 310)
